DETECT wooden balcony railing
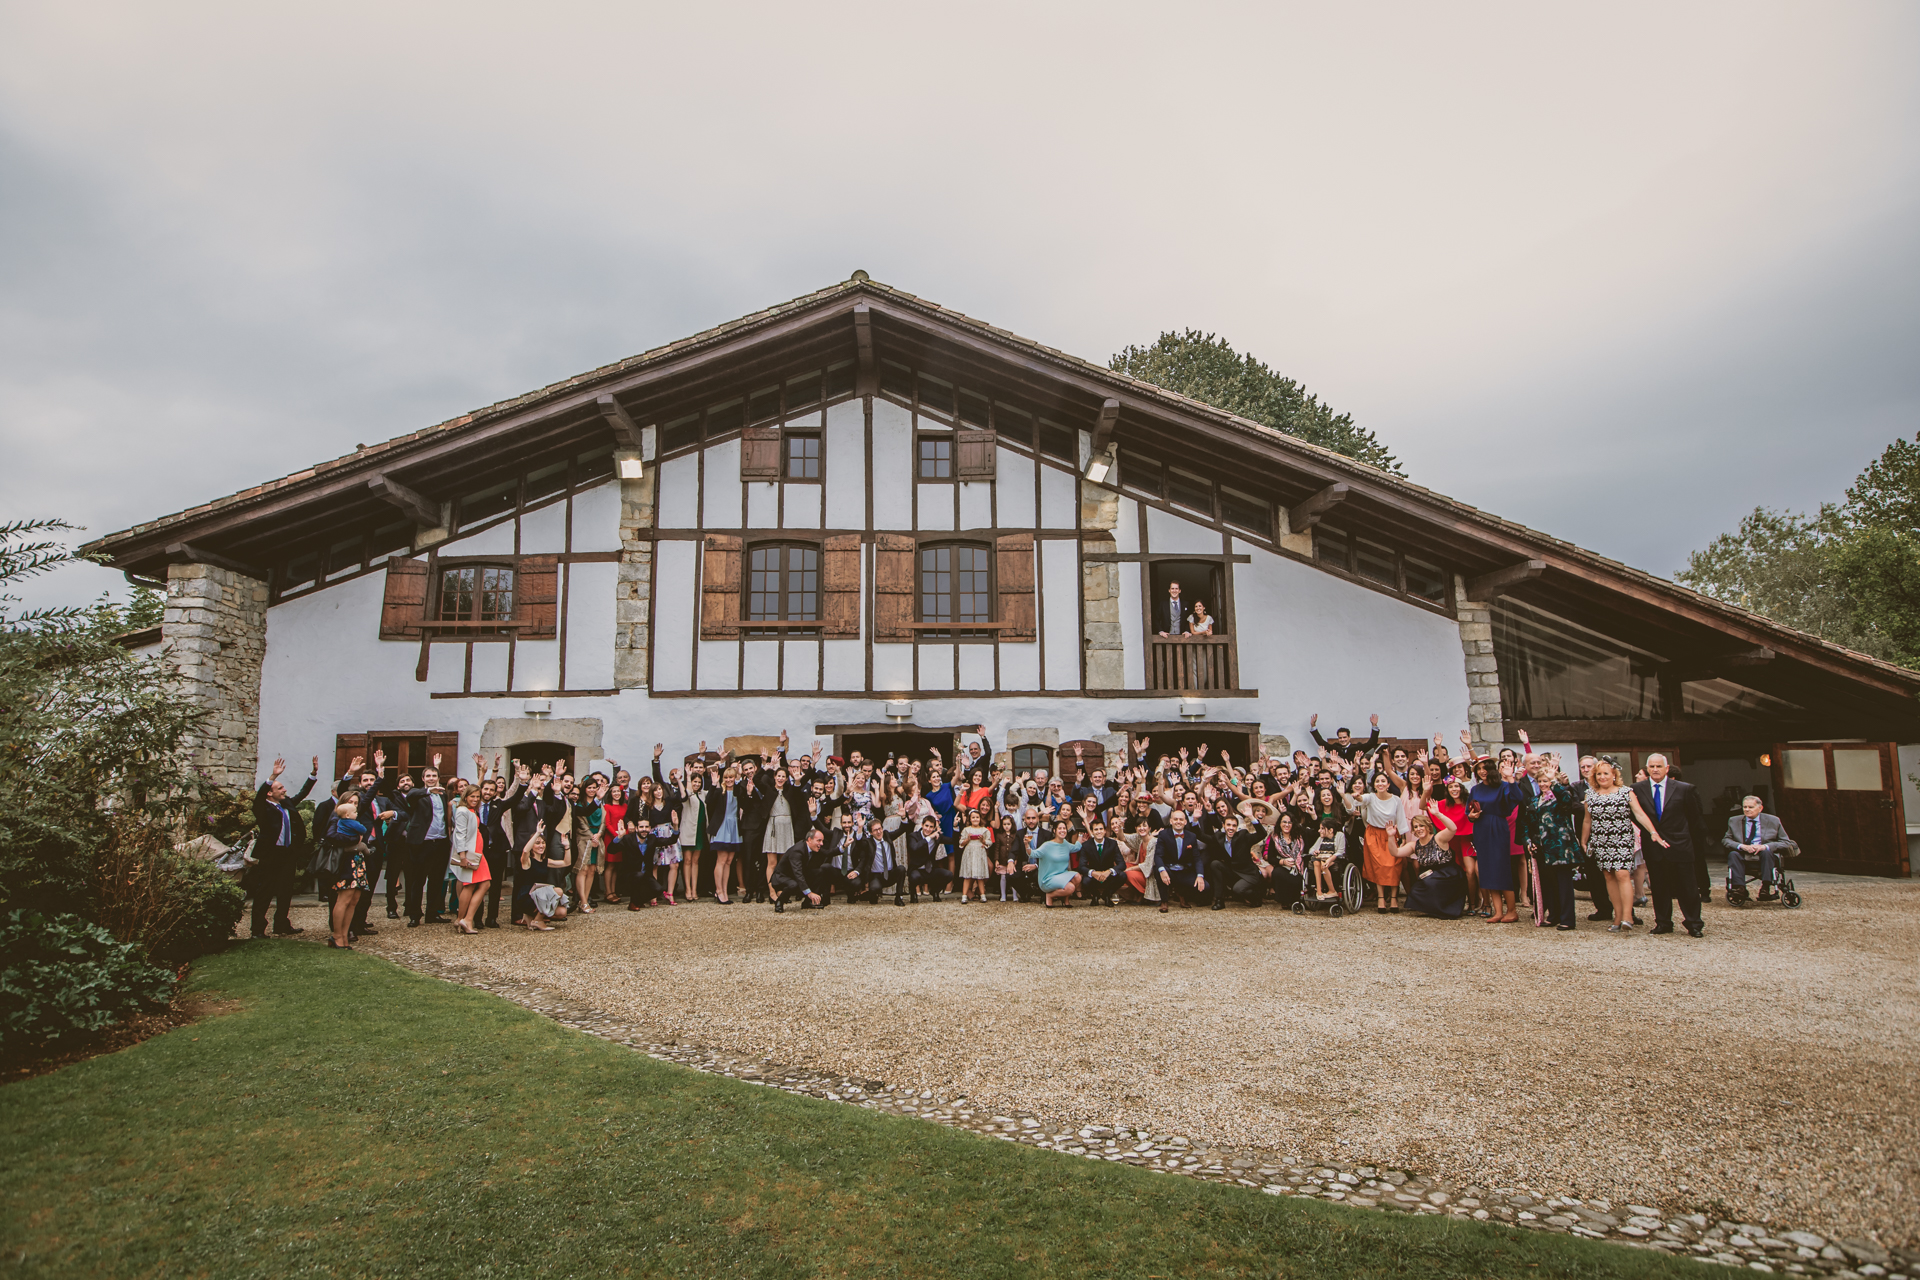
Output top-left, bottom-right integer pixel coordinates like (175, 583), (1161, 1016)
(1147, 636), (1235, 693)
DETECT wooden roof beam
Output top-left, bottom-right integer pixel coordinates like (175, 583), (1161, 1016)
(853, 302), (876, 393)
(1090, 398), (1120, 453)
(165, 541), (265, 579)
(1288, 482), (1350, 531)
(596, 394), (646, 453)
(367, 475), (440, 528)
(1465, 558), (1547, 601)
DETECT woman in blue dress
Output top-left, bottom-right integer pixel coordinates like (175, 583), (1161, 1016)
(705, 763), (744, 905)
(1027, 818), (1083, 909)
(1468, 756), (1524, 924)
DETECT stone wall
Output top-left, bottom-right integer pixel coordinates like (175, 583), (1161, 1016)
(614, 463), (657, 689)
(1080, 481), (1124, 689)
(1454, 576), (1505, 754)
(163, 562), (268, 790)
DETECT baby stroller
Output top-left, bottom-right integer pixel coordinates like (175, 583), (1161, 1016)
(1292, 836), (1364, 919)
(1725, 839), (1803, 909)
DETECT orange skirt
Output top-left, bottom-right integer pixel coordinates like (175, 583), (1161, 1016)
(1363, 825), (1401, 887)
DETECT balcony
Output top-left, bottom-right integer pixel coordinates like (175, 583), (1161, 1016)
(1147, 636), (1236, 693)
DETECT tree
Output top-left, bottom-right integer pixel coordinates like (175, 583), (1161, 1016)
(1677, 433), (1920, 668)
(1109, 330), (1402, 474)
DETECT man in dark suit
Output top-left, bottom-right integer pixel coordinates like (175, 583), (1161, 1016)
(771, 828), (824, 912)
(400, 757), (453, 926)
(249, 755), (319, 938)
(1156, 580), (1187, 637)
(477, 772), (517, 927)
(1310, 713), (1379, 763)
(905, 817), (950, 903)
(1154, 809), (1209, 909)
(1722, 796), (1792, 901)
(1209, 814), (1272, 908)
(1078, 820), (1126, 905)
(342, 760), (395, 938)
(1633, 754), (1708, 937)
(852, 818), (906, 905)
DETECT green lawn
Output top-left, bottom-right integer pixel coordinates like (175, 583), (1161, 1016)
(1, 944), (1695, 1279)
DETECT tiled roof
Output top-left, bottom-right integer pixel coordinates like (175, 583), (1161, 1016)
(81, 275), (1920, 690)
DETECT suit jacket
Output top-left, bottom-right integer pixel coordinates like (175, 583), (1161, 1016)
(401, 785), (454, 844)
(252, 775), (317, 854)
(772, 840), (815, 890)
(1078, 836), (1124, 873)
(1722, 811), (1791, 854)
(1154, 827), (1206, 877)
(1312, 727), (1379, 762)
(1632, 777), (1707, 854)
(1161, 594), (1187, 634)
(904, 829), (946, 872)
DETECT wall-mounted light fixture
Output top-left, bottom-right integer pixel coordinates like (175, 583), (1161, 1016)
(1180, 700), (1206, 720)
(524, 698), (552, 717)
(885, 700), (913, 722)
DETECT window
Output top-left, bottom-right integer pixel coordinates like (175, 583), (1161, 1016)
(1012, 745), (1051, 775)
(439, 565), (515, 631)
(918, 435), (953, 479)
(919, 543), (992, 630)
(785, 433), (821, 481)
(746, 544), (820, 626)
(1168, 469), (1214, 516)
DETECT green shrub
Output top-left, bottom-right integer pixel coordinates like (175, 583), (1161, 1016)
(89, 816), (246, 963)
(0, 911), (174, 1054)
(158, 855), (246, 961)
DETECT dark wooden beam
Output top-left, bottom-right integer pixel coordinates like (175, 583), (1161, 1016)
(595, 394), (646, 452)
(1507, 720), (1824, 747)
(164, 541), (265, 579)
(1719, 646), (1776, 667)
(1287, 482), (1350, 531)
(1091, 398), (1120, 453)
(1465, 559), (1547, 600)
(853, 301), (876, 393)
(367, 475), (440, 528)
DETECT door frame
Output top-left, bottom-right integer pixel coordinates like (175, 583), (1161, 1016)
(1770, 740), (1909, 877)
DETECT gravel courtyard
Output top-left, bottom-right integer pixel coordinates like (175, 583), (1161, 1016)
(344, 872), (1919, 1246)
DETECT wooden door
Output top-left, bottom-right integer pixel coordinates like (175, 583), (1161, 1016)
(1771, 742), (1908, 876)
(1056, 740), (1106, 784)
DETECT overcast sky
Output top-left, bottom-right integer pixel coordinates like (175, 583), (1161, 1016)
(3, 1), (1916, 612)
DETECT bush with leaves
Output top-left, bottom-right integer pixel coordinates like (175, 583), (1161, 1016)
(88, 816), (246, 962)
(0, 910), (174, 1054)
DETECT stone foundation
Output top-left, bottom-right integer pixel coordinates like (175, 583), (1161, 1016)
(1454, 577), (1505, 754)
(614, 464), (657, 689)
(163, 562), (268, 790)
(1080, 481), (1124, 689)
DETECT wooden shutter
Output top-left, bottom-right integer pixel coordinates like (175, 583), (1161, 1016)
(517, 555), (559, 639)
(956, 428), (997, 479)
(995, 532), (1036, 642)
(427, 731), (461, 778)
(379, 556), (429, 639)
(701, 534), (742, 639)
(823, 534), (862, 638)
(741, 426), (781, 479)
(873, 533), (915, 642)
(334, 733), (368, 784)
(1057, 740), (1106, 780)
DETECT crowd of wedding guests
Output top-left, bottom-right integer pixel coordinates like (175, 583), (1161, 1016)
(246, 713), (1793, 949)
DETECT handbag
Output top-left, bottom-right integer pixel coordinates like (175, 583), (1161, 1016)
(309, 842), (344, 879)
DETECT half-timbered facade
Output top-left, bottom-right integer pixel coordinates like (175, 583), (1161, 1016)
(89, 275), (1920, 876)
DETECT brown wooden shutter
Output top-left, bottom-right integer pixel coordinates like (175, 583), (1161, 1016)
(741, 426), (781, 479)
(995, 532), (1036, 642)
(823, 534), (862, 638)
(956, 428), (997, 479)
(379, 556), (430, 639)
(1056, 739), (1105, 780)
(427, 731), (461, 777)
(517, 555), (559, 639)
(873, 533), (915, 642)
(701, 534), (742, 639)
(334, 733), (369, 784)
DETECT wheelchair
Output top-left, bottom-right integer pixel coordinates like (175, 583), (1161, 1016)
(1724, 840), (1802, 909)
(1290, 843), (1365, 919)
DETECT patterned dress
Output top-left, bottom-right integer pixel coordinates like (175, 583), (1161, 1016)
(1585, 788), (1638, 871)
(1524, 785), (1585, 867)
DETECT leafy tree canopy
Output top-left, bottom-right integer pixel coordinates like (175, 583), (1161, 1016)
(1677, 433), (1920, 669)
(1109, 330), (1402, 475)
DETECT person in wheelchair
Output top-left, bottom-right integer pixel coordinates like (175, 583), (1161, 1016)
(1308, 817), (1347, 902)
(1722, 796), (1792, 903)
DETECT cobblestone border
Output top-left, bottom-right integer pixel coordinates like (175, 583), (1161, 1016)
(386, 948), (1912, 1277)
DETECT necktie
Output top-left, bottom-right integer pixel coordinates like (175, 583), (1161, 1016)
(1747, 817), (1757, 844)
(1653, 784), (1663, 819)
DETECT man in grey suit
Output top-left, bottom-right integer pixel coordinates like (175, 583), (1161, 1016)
(1721, 796), (1791, 902)
(1632, 754), (1707, 937)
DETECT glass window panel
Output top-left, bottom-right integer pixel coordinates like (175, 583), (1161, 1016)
(1491, 597), (1667, 721)
(785, 371), (821, 410)
(1831, 748), (1883, 791)
(478, 567), (513, 621)
(747, 386), (781, 425)
(705, 399), (744, 435)
(918, 437), (952, 480)
(1780, 748), (1826, 789)
(785, 434), (821, 480)
(917, 374), (954, 417)
(959, 391), (990, 427)
(1168, 470), (1213, 516)
(525, 462), (567, 503)
(440, 567), (476, 621)
(1039, 420), (1077, 463)
(785, 546), (820, 621)
(920, 546), (953, 622)
(1314, 525), (1350, 570)
(1355, 539), (1398, 587)
(955, 545), (990, 623)
(1405, 557), (1447, 604)
(748, 547), (782, 621)
(1012, 746), (1050, 774)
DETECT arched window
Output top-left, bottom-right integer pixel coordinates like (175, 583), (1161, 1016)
(745, 543), (820, 628)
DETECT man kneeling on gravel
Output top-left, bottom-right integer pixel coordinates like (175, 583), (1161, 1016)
(773, 828), (826, 913)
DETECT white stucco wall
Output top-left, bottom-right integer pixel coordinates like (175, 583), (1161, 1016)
(871, 399), (912, 528)
(652, 539), (698, 691)
(657, 454), (699, 528)
(995, 447), (1035, 529)
(825, 398), (865, 521)
(570, 480), (622, 551)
